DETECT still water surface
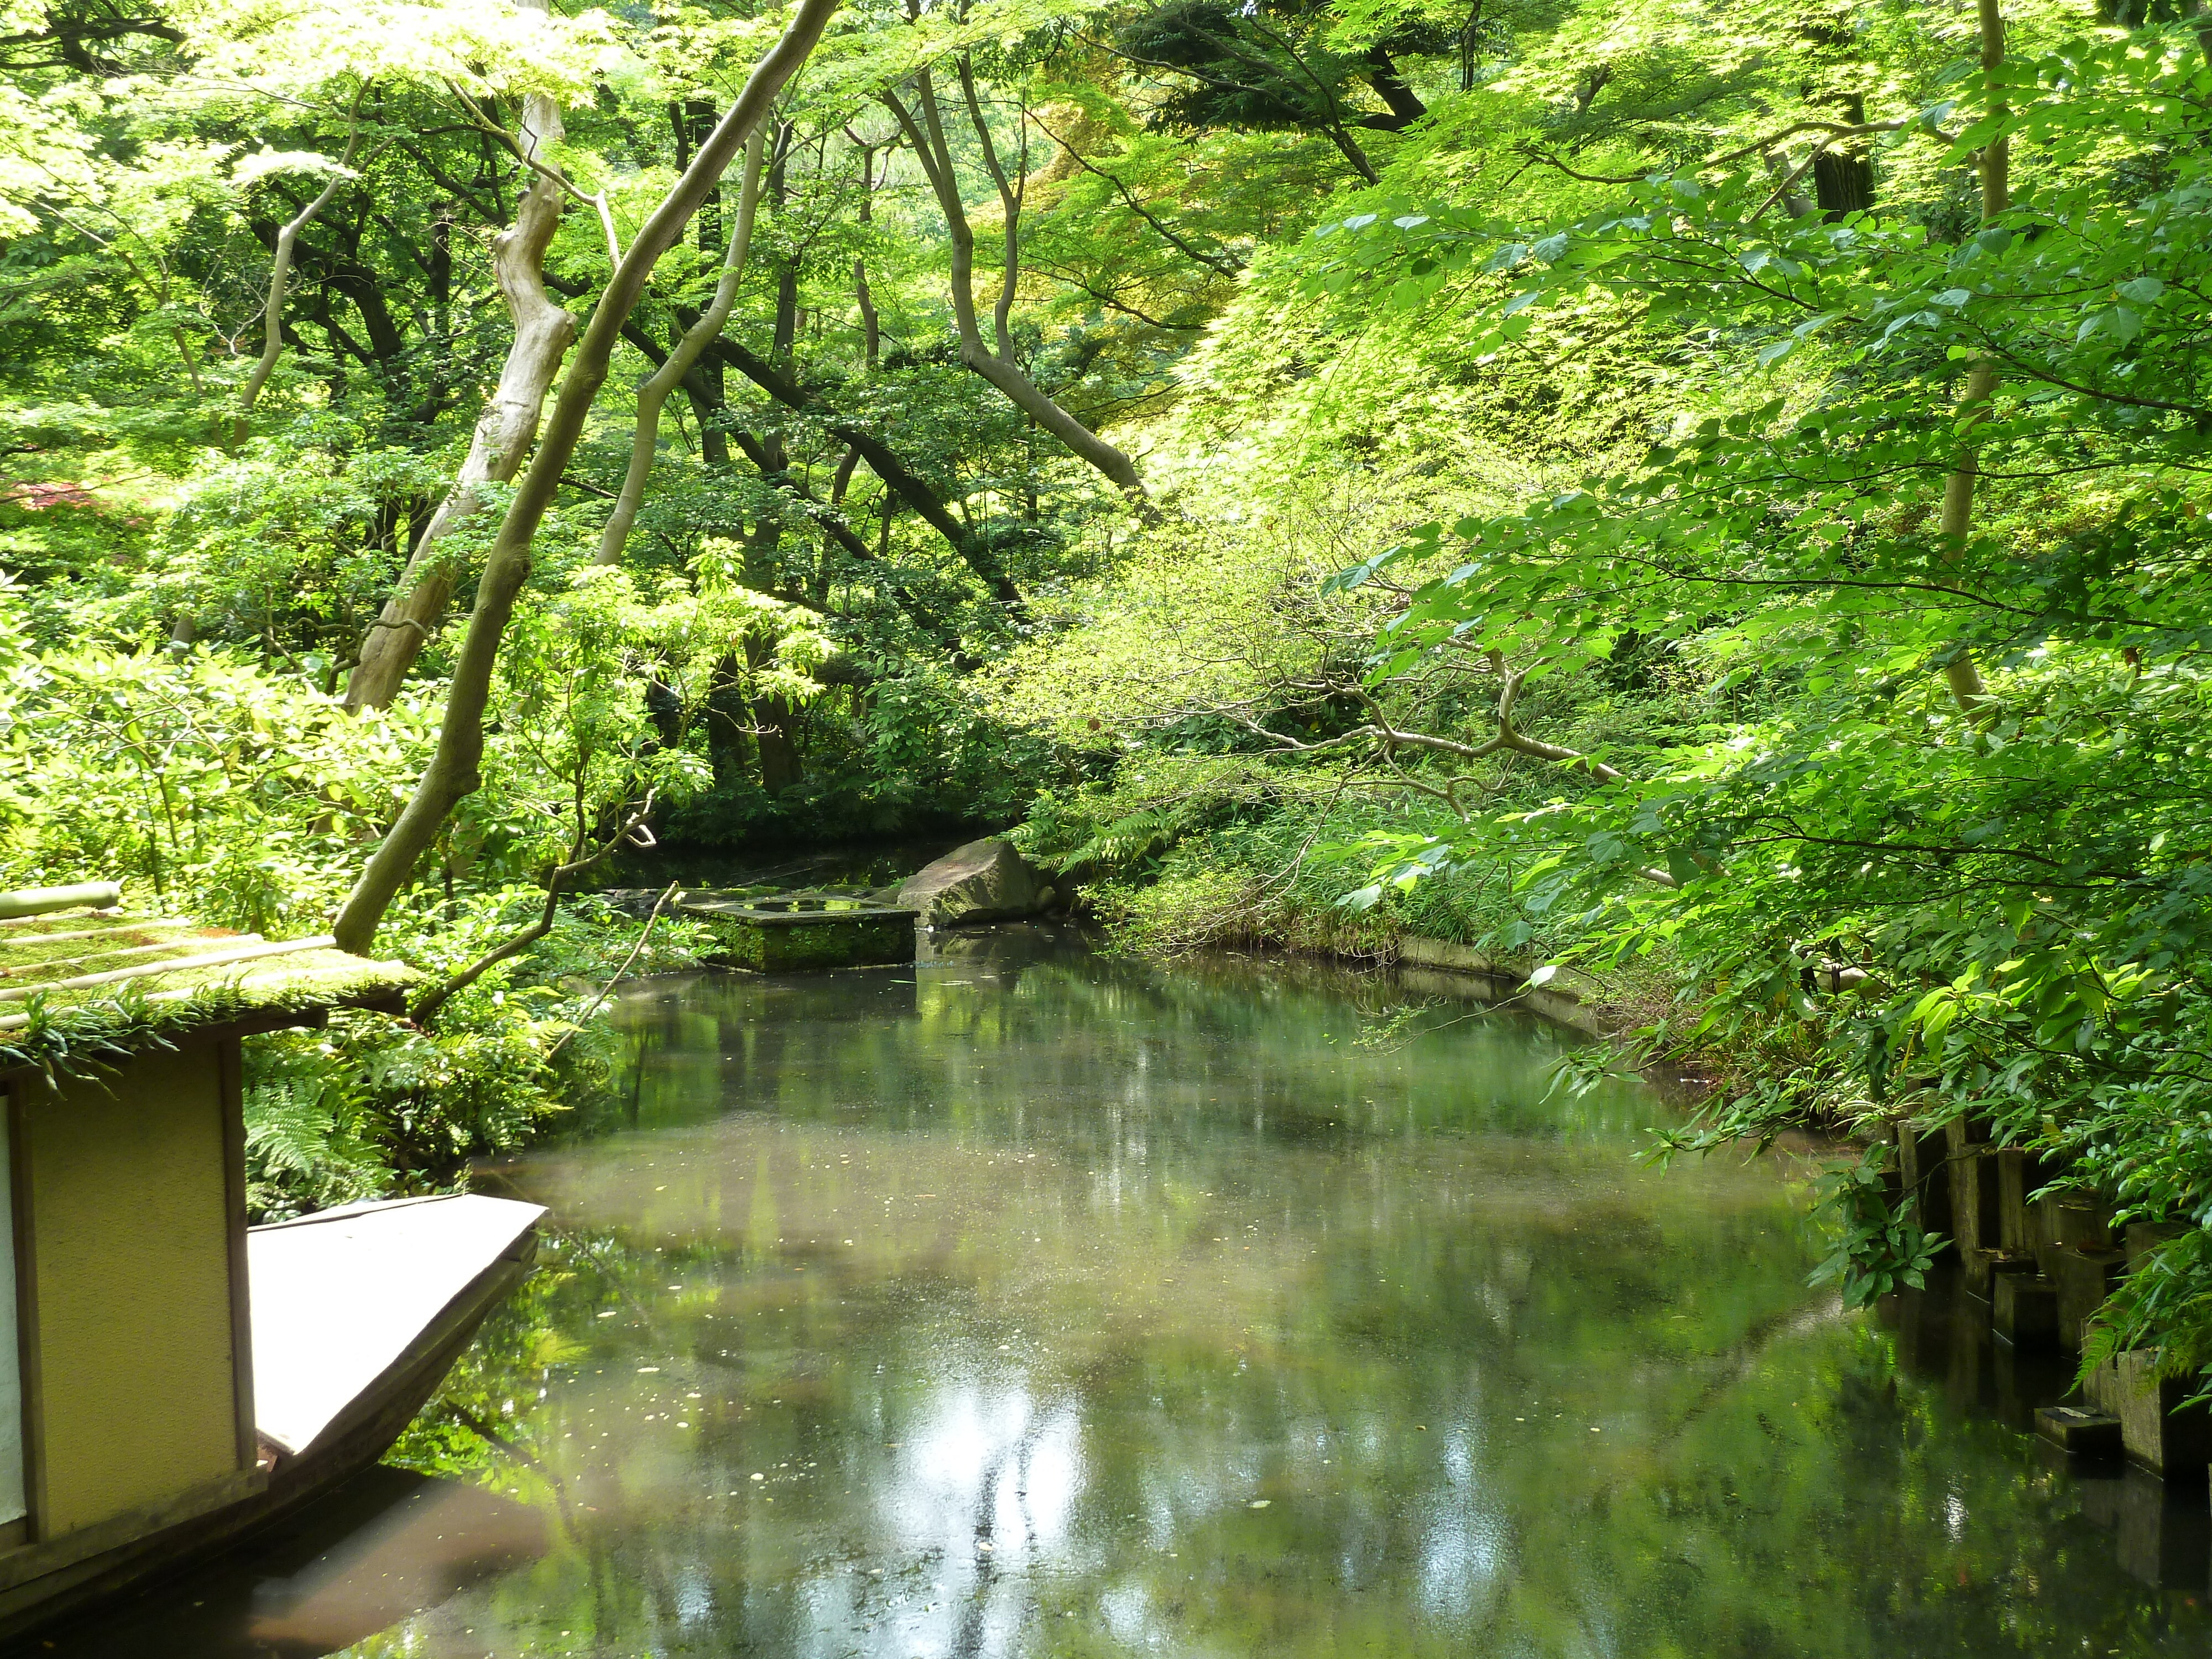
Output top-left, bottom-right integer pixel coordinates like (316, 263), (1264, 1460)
(38, 928), (2212, 1656)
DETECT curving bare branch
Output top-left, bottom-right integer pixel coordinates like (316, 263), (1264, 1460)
(234, 80), (371, 442)
(593, 121), (768, 568)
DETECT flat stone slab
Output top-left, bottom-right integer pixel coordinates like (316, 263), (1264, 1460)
(2036, 1405), (2124, 1457)
(676, 893), (917, 971)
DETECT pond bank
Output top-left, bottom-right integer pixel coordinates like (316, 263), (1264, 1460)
(1142, 893), (2212, 1493)
(1342, 932), (2212, 1493)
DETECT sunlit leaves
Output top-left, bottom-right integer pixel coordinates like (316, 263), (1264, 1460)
(1277, 17), (2212, 1383)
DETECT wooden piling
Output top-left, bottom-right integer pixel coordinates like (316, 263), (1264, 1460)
(2085, 1350), (2212, 1477)
(1894, 1120), (1954, 1248)
(1996, 1148), (2051, 1254)
(2051, 1248), (2126, 1355)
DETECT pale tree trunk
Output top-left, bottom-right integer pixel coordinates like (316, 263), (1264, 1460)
(342, 1), (575, 713)
(593, 124), (766, 567)
(331, 0), (843, 955)
(883, 64), (1146, 497)
(1761, 150), (1813, 218)
(1938, 0), (2008, 716)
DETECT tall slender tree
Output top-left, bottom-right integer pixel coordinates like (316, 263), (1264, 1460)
(342, 0), (576, 713)
(333, 0), (844, 952)
(883, 55), (1147, 498)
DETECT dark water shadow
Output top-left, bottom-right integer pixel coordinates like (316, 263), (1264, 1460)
(1880, 1270), (2212, 1597)
(603, 834), (963, 901)
(18, 1467), (546, 1659)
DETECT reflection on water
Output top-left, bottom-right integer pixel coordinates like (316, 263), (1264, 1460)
(35, 928), (2212, 1656)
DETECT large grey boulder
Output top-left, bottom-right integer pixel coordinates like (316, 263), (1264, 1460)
(898, 837), (1053, 927)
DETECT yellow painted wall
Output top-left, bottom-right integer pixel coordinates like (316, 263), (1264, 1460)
(25, 1042), (242, 1535)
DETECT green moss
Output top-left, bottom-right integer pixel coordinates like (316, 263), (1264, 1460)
(1, 911), (413, 1082)
(689, 911), (915, 972)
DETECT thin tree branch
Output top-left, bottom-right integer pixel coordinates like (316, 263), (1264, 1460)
(237, 81), (371, 437)
(544, 880), (680, 1058)
(1027, 109), (1243, 278)
(446, 79), (623, 264)
(594, 119), (766, 566)
(411, 797), (654, 1024)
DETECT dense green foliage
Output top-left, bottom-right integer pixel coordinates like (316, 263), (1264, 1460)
(998, 3), (2212, 1381)
(7, 0), (2212, 1385)
(1267, 21), (2212, 1380)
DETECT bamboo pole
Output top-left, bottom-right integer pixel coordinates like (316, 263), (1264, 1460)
(0, 883), (123, 920)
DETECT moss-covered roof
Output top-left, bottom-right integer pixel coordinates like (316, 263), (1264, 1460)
(0, 886), (412, 1071)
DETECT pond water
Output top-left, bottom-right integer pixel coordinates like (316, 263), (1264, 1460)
(33, 928), (2212, 1657)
